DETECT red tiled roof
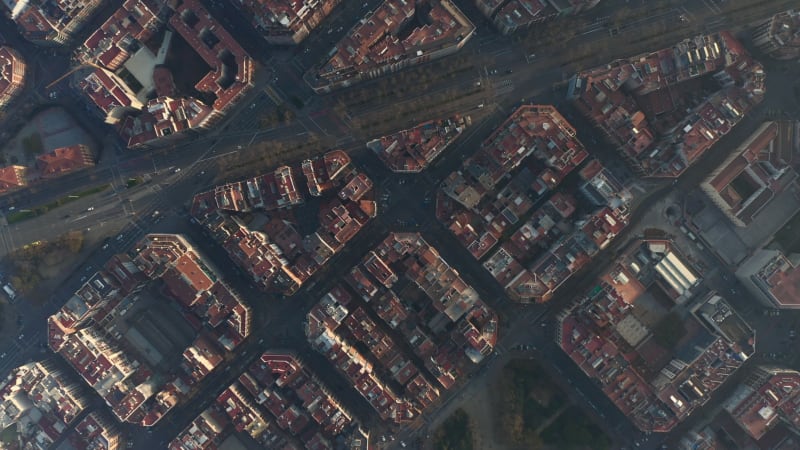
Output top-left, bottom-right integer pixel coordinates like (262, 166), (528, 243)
(9, 0), (103, 43)
(36, 145), (94, 177)
(169, 0), (255, 112)
(0, 165), (27, 191)
(238, 0), (339, 44)
(80, 68), (138, 115)
(316, 0), (473, 88)
(77, 0), (161, 70)
(0, 46), (25, 109)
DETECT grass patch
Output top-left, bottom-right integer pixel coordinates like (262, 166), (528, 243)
(433, 408), (473, 450)
(773, 209), (800, 254)
(127, 177), (143, 188)
(6, 210), (37, 224)
(75, 184), (111, 197)
(6, 184), (110, 224)
(540, 406), (611, 450)
(214, 134), (327, 181)
(260, 103), (295, 128)
(493, 359), (567, 448)
(0, 425), (17, 444)
(491, 359), (612, 449)
(6, 231), (84, 296)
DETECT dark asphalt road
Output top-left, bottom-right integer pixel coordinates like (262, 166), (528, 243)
(0, 0), (798, 448)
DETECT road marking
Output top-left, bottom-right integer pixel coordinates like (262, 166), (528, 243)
(263, 85), (284, 105)
(700, 0), (722, 14)
(680, 6), (695, 22)
(494, 85), (515, 96)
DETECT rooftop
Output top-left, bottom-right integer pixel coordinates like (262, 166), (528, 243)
(755, 9), (800, 60)
(73, 0), (255, 147)
(740, 249), (800, 309)
(701, 121), (799, 226)
(368, 115), (469, 173)
(48, 234), (250, 428)
(77, 0), (164, 71)
(302, 149), (351, 196)
(237, 0), (341, 44)
(437, 105), (630, 303)
(724, 367), (800, 441)
(0, 361), (89, 449)
(169, 405), (231, 450)
(557, 239), (754, 432)
(0, 165), (27, 193)
(67, 412), (123, 450)
(3, 0), (103, 43)
(244, 351), (366, 445)
(169, 0), (255, 112)
(36, 144), (95, 178)
(0, 46), (25, 110)
(306, 233), (498, 421)
(309, 0), (474, 91)
(191, 151), (374, 296)
(78, 68), (142, 118)
(569, 31), (765, 178)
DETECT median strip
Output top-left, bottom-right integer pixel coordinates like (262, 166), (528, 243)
(6, 184), (110, 224)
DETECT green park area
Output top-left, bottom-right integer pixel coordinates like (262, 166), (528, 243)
(5, 231), (84, 297)
(0, 425), (17, 445)
(433, 408), (474, 450)
(493, 359), (611, 450)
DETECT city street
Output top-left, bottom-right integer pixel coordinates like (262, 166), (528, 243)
(0, 0), (798, 448)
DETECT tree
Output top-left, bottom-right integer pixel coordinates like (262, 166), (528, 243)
(434, 409), (474, 450)
(63, 231), (84, 254)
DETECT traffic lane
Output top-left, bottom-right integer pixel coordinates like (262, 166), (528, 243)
(456, 293), (638, 443)
(3, 193), (129, 250)
(0, 115), (307, 230)
(542, 341), (640, 442)
(0, 275), (84, 377)
(347, 80), (486, 120)
(0, 331), (49, 375)
(0, 16), (648, 214)
(131, 3), (792, 436)
(1, 202), (165, 378)
(2, 0), (793, 212)
(6, 0), (792, 430)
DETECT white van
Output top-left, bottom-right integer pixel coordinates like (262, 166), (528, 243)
(3, 284), (16, 301)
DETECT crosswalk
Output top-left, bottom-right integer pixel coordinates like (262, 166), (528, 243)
(494, 80), (515, 96)
(0, 221), (16, 255)
(113, 154), (218, 256)
(0, 329), (45, 375)
(679, 6), (696, 23)
(699, 0), (723, 14)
